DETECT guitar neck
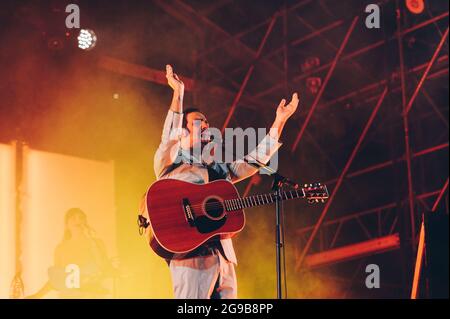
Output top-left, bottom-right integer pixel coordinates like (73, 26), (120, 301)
(224, 189), (306, 211)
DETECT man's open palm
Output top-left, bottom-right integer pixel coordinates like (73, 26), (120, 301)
(276, 93), (299, 122)
(166, 64), (184, 93)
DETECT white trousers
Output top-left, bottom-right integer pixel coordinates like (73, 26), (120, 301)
(169, 249), (237, 299)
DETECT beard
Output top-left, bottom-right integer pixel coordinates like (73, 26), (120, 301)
(200, 128), (211, 143)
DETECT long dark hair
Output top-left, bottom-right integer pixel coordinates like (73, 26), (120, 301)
(63, 208), (88, 241)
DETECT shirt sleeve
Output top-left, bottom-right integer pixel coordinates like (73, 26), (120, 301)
(153, 110), (184, 179)
(228, 134), (282, 183)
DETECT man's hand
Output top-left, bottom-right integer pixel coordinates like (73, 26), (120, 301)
(166, 64), (184, 113)
(275, 92), (299, 123)
(269, 92), (300, 140)
(166, 64), (184, 95)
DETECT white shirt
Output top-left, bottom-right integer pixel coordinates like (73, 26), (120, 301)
(152, 110), (282, 264)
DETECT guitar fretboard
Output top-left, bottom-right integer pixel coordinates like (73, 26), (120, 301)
(223, 189), (306, 211)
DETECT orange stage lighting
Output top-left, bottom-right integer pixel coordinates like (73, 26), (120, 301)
(0, 143), (16, 298)
(20, 147), (116, 297)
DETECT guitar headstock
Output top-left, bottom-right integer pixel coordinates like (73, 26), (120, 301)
(302, 183), (329, 204)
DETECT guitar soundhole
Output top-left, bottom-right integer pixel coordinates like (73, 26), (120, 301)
(204, 198), (225, 220)
(195, 197), (227, 234)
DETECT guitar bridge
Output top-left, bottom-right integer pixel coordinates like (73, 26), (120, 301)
(182, 198), (196, 227)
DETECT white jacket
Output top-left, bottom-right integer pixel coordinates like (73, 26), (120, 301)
(152, 110), (282, 264)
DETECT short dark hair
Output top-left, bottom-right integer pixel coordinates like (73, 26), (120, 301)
(182, 107), (202, 129)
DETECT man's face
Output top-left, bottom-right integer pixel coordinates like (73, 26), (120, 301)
(185, 111), (210, 148)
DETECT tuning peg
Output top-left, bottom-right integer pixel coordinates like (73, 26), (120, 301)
(315, 199), (319, 203)
(321, 199), (325, 203)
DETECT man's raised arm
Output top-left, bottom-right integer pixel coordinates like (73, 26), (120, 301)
(228, 93), (300, 183)
(167, 64), (184, 113)
(153, 65), (185, 179)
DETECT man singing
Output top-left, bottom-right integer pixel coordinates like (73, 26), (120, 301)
(152, 64), (299, 299)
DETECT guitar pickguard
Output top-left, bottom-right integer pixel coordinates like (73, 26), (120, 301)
(194, 215), (227, 234)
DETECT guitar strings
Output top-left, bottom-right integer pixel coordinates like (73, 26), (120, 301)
(149, 192), (307, 213)
(197, 191), (304, 210)
(173, 192), (303, 210)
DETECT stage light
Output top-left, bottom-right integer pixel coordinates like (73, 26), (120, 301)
(77, 29), (97, 51)
(301, 57), (320, 72)
(306, 77), (322, 95)
(406, 0), (425, 14)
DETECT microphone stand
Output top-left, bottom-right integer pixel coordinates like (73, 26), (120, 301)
(213, 138), (301, 299)
(241, 158), (300, 300)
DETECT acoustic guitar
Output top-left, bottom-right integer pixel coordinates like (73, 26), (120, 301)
(140, 179), (328, 259)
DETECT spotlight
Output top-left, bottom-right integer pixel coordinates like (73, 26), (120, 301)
(301, 57), (320, 72)
(306, 77), (322, 95)
(77, 29), (97, 51)
(405, 0), (425, 14)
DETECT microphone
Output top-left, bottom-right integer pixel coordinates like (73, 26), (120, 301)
(200, 128), (212, 143)
(81, 223), (96, 238)
(209, 134), (300, 189)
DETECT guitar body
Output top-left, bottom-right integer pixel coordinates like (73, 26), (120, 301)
(145, 179), (245, 258)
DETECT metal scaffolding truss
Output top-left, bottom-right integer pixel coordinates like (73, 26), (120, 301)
(295, 189), (442, 269)
(96, 0), (448, 297)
